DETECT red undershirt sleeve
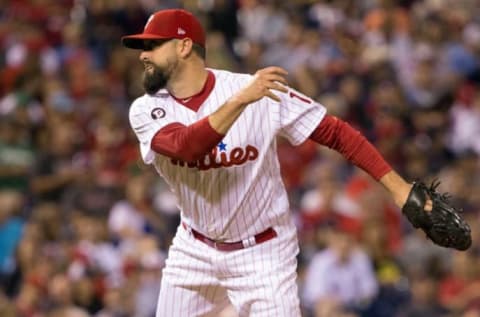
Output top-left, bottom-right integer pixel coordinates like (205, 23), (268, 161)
(150, 116), (224, 162)
(309, 115), (392, 180)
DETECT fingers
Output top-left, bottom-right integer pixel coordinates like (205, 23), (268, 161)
(265, 81), (288, 94)
(425, 199), (433, 212)
(236, 66), (289, 104)
(257, 67), (288, 83)
(264, 73), (288, 86)
(257, 66), (288, 76)
(265, 90), (281, 102)
(261, 80), (288, 103)
(256, 67), (289, 101)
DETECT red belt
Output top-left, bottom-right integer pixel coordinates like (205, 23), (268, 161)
(182, 222), (277, 251)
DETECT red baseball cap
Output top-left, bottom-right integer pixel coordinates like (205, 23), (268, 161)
(121, 9), (206, 50)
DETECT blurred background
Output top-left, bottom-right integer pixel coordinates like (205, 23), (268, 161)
(0, 0), (480, 316)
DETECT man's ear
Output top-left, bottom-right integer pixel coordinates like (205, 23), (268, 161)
(177, 38), (194, 58)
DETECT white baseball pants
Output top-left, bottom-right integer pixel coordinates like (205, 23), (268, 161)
(156, 223), (301, 317)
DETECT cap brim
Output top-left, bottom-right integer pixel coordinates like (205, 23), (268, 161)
(121, 34), (171, 49)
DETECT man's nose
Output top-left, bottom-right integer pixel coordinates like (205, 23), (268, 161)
(139, 51), (150, 61)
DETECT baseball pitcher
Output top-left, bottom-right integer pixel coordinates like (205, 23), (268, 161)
(121, 9), (471, 317)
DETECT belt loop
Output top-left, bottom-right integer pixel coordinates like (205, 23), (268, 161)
(182, 222), (193, 236)
(242, 236), (256, 248)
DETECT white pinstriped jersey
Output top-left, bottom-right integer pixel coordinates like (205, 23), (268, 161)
(129, 68), (326, 241)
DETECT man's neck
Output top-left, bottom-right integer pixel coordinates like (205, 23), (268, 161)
(167, 62), (209, 99)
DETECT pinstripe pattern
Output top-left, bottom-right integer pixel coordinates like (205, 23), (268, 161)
(158, 220), (301, 317)
(157, 227), (230, 316)
(129, 68), (326, 316)
(129, 69), (326, 241)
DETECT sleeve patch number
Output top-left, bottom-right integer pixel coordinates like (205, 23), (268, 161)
(289, 91), (312, 104)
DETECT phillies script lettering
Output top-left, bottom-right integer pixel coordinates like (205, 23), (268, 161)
(171, 145), (259, 170)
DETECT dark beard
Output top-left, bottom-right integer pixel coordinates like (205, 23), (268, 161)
(142, 64), (170, 95)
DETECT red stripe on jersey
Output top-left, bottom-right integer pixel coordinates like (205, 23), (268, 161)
(309, 115), (392, 180)
(151, 117), (224, 162)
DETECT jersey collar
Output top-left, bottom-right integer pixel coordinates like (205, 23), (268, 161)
(171, 70), (215, 112)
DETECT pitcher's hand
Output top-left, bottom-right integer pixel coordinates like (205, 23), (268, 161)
(231, 66), (288, 104)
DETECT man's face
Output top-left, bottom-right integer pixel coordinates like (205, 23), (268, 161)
(140, 40), (178, 95)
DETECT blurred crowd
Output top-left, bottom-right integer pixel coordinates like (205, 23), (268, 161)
(0, 0), (480, 316)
